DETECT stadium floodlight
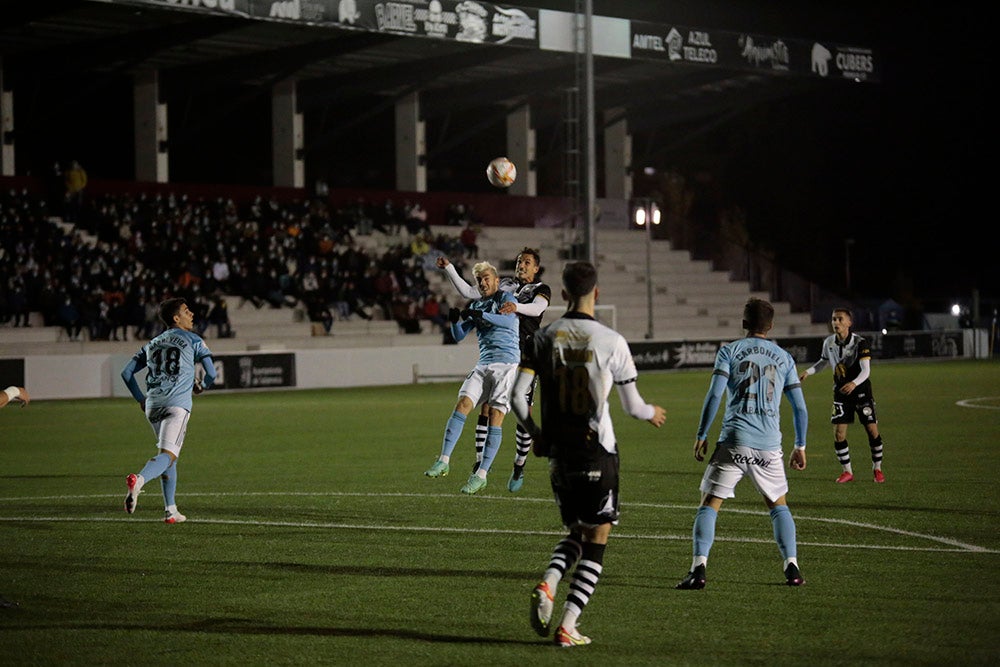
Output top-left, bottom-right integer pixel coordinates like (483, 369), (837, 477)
(632, 199), (661, 340)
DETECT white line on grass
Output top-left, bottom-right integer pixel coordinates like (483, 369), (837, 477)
(956, 396), (1000, 409)
(2, 491), (997, 554)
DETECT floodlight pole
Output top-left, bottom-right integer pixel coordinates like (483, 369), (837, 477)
(634, 199), (659, 340)
(645, 209), (653, 339)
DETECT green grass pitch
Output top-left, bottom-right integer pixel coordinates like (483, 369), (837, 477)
(1, 359), (998, 665)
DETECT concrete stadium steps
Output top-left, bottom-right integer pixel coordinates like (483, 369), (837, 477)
(446, 225), (828, 341)
(0, 324), (446, 357)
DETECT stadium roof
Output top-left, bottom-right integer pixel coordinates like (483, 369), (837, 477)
(0, 0), (881, 189)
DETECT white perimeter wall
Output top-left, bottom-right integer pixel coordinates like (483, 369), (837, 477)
(22, 345), (479, 401)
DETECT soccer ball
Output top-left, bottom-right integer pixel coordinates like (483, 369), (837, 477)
(486, 157), (516, 188)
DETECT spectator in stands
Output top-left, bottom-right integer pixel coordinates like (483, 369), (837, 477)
(420, 293), (449, 333)
(306, 295), (334, 335)
(375, 198), (400, 235)
(189, 289), (211, 336)
(392, 294), (422, 334)
(460, 222), (479, 259)
(212, 255), (231, 293)
(8, 277), (29, 327)
(410, 230), (431, 262)
(64, 159), (88, 222)
(56, 293), (83, 341)
(372, 268), (398, 321)
(208, 296), (234, 339)
(404, 200), (429, 236)
(105, 280), (128, 341)
(336, 277), (372, 321)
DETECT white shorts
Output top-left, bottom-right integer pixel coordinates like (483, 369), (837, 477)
(699, 444), (789, 503)
(146, 405), (191, 458)
(458, 362), (518, 414)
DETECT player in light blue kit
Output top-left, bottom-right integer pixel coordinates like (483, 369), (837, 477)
(676, 298), (809, 589)
(121, 297), (216, 523)
(423, 261), (520, 494)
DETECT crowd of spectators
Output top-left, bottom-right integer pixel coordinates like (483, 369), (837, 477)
(0, 187), (478, 342)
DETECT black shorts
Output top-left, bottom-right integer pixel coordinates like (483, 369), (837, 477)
(831, 388), (878, 425)
(549, 451), (620, 529)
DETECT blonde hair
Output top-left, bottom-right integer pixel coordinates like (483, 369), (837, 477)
(472, 261), (497, 278)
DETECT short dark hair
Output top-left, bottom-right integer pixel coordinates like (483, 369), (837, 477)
(742, 297), (774, 334)
(517, 247), (540, 265)
(833, 306), (853, 320)
(159, 297), (187, 327)
(562, 261), (597, 298)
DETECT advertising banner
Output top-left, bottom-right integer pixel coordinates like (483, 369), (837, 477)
(208, 353), (296, 390)
(629, 330), (962, 371)
(0, 358), (26, 387)
(630, 21), (879, 83)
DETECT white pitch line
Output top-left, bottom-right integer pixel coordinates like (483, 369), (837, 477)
(1, 492), (996, 554)
(956, 396), (1000, 409)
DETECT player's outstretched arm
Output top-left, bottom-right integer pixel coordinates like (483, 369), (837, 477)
(616, 381), (666, 427)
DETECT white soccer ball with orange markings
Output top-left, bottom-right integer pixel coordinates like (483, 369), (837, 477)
(486, 157), (516, 188)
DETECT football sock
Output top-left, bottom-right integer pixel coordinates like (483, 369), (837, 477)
(561, 542), (606, 632)
(138, 453), (173, 483)
(835, 439), (852, 472)
(692, 505), (718, 558)
(513, 423), (532, 467)
(543, 533), (584, 590)
(160, 460), (178, 509)
(440, 411), (467, 458)
(474, 414), (488, 466)
(479, 425), (503, 475)
(868, 434), (884, 469)
(770, 504), (797, 560)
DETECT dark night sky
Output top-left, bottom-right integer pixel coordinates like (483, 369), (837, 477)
(8, 1), (994, 312)
(587, 1), (995, 311)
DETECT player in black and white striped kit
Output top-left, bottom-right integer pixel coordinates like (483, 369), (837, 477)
(437, 247), (551, 491)
(799, 307), (886, 483)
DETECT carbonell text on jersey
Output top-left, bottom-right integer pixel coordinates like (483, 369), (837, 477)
(734, 345), (784, 364)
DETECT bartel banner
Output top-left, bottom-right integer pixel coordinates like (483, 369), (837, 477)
(630, 21), (879, 83)
(629, 330), (963, 372)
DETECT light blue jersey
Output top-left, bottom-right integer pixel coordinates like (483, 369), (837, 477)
(696, 336), (807, 451)
(451, 290), (520, 364)
(122, 328), (216, 412)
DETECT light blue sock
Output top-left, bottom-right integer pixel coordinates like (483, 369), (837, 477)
(139, 453), (173, 483)
(479, 425), (503, 473)
(440, 411), (467, 458)
(693, 505), (718, 557)
(770, 505), (797, 560)
(161, 461), (177, 509)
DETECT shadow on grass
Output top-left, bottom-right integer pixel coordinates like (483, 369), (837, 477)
(6, 616), (542, 645)
(206, 561), (534, 581)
